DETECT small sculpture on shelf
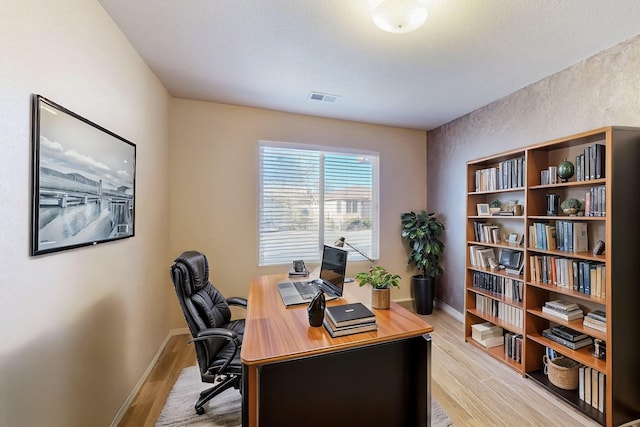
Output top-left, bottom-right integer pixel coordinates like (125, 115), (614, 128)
(489, 200), (501, 214)
(560, 198), (582, 216)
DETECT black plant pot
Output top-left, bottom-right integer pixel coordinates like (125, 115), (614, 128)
(412, 275), (435, 315)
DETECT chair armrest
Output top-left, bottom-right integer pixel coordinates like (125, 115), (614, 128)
(190, 328), (241, 374)
(226, 297), (248, 309)
(192, 327), (238, 341)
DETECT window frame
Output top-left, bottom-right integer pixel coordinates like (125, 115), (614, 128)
(258, 140), (380, 266)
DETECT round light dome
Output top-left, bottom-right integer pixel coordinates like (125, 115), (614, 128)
(372, 0), (428, 34)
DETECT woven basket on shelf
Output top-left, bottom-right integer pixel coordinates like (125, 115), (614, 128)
(543, 355), (580, 390)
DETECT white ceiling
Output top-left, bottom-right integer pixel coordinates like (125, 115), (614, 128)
(98, 0), (640, 131)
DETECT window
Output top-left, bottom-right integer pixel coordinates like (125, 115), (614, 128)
(259, 141), (379, 266)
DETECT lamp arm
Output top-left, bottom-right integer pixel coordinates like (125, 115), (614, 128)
(344, 242), (375, 264)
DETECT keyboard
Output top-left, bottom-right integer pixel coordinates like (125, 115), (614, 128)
(293, 280), (320, 297)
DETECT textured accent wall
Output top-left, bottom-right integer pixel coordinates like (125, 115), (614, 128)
(427, 34), (640, 313)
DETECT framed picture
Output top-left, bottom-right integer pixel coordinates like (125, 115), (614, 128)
(477, 203), (490, 216)
(499, 248), (522, 269)
(31, 95), (136, 255)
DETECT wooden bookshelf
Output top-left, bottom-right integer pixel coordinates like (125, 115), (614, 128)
(464, 127), (640, 426)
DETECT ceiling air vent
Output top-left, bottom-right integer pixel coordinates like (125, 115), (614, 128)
(309, 92), (340, 103)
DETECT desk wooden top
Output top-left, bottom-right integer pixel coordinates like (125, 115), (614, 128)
(240, 274), (434, 366)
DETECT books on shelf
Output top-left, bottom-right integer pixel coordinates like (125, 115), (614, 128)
(551, 325), (588, 342)
(542, 300), (584, 321)
(469, 246), (496, 268)
(542, 328), (592, 350)
(472, 271), (523, 302)
(325, 302), (376, 327)
(471, 322), (504, 348)
(530, 221), (588, 252)
(584, 185), (606, 217)
(529, 256), (605, 297)
(475, 294), (523, 329)
(504, 332), (523, 363)
(474, 156), (525, 192)
(579, 366), (606, 413)
(583, 310), (607, 333)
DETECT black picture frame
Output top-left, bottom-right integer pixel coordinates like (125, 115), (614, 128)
(31, 95), (136, 256)
(499, 248), (522, 269)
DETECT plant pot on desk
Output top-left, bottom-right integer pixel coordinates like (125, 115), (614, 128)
(371, 288), (390, 309)
(412, 275), (434, 315)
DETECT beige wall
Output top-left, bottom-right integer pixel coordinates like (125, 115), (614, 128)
(0, 0), (171, 426)
(426, 34), (640, 313)
(168, 99), (427, 326)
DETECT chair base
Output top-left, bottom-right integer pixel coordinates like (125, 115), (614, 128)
(195, 374), (241, 415)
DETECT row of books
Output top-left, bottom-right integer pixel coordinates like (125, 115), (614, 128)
(529, 255), (606, 298)
(471, 322), (504, 348)
(323, 303), (377, 337)
(474, 156), (525, 192)
(529, 221), (588, 252)
(579, 366), (606, 413)
(469, 245), (496, 268)
(575, 143), (606, 182)
(541, 299), (584, 321)
(472, 271), (523, 302)
(584, 185), (606, 217)
(583, 310), (607, 333)
(475, 294), (523, 329)
(472, 221), (501, 244)
(504, 332), (523, 363)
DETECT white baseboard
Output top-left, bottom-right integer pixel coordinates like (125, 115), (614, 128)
(434, 299), (464, 322)
(110, 329), (186, 426)
(395, 297), (464, 323)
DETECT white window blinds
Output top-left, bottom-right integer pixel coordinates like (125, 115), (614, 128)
(259, 141), (379, 266)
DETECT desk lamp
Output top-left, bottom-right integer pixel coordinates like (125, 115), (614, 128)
(334, 236), (375, 273)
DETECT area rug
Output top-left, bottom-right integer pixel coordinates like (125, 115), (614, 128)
(156, 366), (454, 426)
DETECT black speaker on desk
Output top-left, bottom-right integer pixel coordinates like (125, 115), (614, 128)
(307, 291), (325, 327)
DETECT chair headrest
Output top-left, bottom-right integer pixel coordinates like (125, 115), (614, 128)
(175, 250), (210, 292)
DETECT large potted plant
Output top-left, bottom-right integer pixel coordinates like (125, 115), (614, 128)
(355, 266), (400, 310)
(401, 210), (445, 314)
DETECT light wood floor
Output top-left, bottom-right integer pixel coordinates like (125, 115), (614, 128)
(117, 307), (600, 427)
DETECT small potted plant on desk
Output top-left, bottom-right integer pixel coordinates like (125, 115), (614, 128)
(401, 210), (445, 315)
(355, 266), (400, 310)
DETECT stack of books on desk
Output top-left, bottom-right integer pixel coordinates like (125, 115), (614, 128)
(542, 300), (584, 321)
(583, 310), (607, 333)
(542, 325), (593, 350)
(471, 322), (504, 348)
(323, 303), (377, 337)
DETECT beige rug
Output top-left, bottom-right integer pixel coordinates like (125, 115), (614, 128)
(156, 366), (454, 426)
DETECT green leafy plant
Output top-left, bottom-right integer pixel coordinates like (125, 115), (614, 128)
(490, 200), (501, 208)
(355, 266), (400, 289)
(400, 210), (445, 278)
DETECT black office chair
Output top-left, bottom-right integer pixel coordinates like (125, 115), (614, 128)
(170, 250), (247, 415)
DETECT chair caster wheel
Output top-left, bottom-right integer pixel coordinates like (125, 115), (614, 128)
(196, 406), (205, 415)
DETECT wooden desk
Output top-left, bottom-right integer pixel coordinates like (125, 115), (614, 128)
(241, 274), (434, 427)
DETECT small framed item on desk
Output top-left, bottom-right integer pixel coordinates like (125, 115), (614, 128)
(289, 259), (309, 277)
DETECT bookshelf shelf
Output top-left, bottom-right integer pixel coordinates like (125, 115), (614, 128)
(526, 282), (606, 305)
(465, 127), (640, 426)
(527, 308), (607, 341)
(466, 338), (523, 373)
(467, 287), (523, 309)
(527, 370), (606, 426)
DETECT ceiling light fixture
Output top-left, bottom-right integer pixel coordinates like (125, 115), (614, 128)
(371, 0), (428, 34)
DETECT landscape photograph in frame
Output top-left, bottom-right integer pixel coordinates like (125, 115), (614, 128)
(31, 95), (136, 255)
